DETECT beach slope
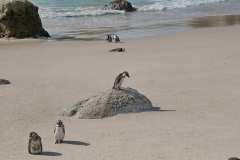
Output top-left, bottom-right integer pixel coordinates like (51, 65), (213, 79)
(0, 26), (240, 160)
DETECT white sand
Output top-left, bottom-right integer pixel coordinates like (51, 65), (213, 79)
(1, 26), (240, 160)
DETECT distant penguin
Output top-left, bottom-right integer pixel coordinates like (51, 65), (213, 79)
(0, 79), (10, 85)
(54, 120), (65, 144)
(109, 47), (125, 52)
(113, 34), (120, 42)
(105, 34), (112, 42)
(28, 132), (43, 155)
(113, 71), (130, 90)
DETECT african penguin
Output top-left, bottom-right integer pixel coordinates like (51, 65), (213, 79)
(54, 120), (65, 144)
(28, 132), (43, 155)
(113, 71), (130, 90)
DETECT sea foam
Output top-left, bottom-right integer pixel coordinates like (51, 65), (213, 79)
(40, 6), (125, 19)
(138, 0), (227, 11)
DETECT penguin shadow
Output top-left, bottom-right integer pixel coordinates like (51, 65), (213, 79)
(40, 151), (62, 156)
(63, 140), (90, 146)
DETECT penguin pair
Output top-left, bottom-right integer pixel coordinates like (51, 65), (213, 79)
(28, 120), (65, 155)
(105, 34), (120, 43)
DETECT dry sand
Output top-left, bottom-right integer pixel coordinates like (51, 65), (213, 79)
(1, 26), (240, 160)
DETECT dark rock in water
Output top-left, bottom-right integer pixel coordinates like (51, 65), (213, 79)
(109, 0), (137, 12)
(63, 88), (153, 119)
(0, 0), (50, 38)
(0, 79), (10, 85)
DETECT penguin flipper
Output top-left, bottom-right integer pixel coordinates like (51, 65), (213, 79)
(28, 139), (32, 154)
(63, 125), (65, 135)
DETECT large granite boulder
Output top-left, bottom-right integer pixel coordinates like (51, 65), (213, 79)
(0, 0), (50, 38)
(63, 88), (153, 119)
(108, 0), (137, 12)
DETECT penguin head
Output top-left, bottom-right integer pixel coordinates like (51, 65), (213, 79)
(123, 71), (130, 78)
(29, 132), (39, 140)
(56, 120), (63, 127)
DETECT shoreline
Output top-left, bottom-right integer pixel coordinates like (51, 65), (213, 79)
(0, 22), (240, 45)
(37, 0), (240, 41)
(1, 13), (240, 43)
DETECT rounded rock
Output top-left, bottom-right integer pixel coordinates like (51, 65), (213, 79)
(63, 88), (153, 119)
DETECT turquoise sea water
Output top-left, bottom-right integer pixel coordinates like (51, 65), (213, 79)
(31, 0), (240, 40)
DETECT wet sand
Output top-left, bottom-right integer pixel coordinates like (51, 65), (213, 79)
(189, 14), (240, 28)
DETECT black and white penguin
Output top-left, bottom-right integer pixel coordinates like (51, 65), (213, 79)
(54, 120), (65, 144)
(105, 34), (112, 42)
(112, 71), (130, 90)
(112, 34), (120, 42)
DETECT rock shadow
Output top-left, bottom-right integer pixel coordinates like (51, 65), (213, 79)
(151, 106), (176, 112)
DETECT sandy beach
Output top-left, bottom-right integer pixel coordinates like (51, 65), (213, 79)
(1, 25), (240, 160)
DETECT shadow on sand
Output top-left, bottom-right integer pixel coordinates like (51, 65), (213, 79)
(63, 140), (90, 146)
(151, 107), (176, 112)
(41, 151), (62, 156)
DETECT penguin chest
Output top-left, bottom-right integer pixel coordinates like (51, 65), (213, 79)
(54, 127), (64, 140)
(30, 140), (41, 153)
(118, 78), (124, 87)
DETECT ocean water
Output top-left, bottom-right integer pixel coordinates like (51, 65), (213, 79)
(32, 0), (240, 40)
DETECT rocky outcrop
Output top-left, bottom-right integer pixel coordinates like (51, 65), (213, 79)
(63, 88), (153, 119)
(0, 0), (50, 38)
(108, 0), (137, 12)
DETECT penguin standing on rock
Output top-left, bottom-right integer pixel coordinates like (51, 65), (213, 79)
(113, 71), (130, 90)
(28, 132), (43, 155)
(54, 120), (65, 144)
